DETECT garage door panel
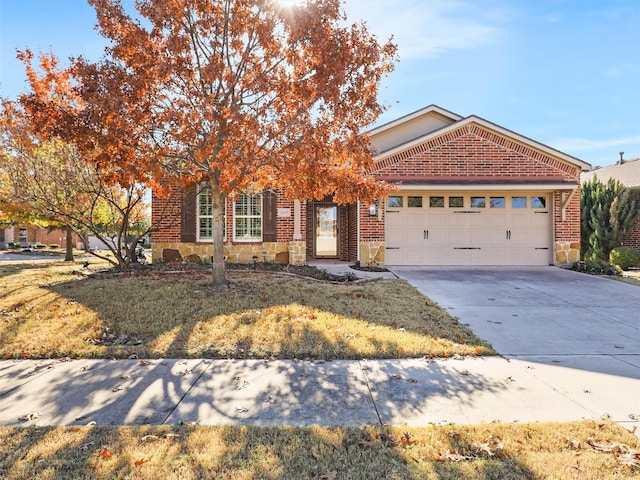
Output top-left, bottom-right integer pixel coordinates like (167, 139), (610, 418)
(384, 192), (552, 266)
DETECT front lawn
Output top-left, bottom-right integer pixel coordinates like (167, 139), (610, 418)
(1, 421), (638, 479)
(0, 261), (494, 360)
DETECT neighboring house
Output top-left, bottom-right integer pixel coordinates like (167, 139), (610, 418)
(581, 156), (640, 249)
(0, 224), (83, 250)
(151, 105), (591, 266)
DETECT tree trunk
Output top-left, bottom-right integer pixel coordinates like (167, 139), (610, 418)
(210, 176), (228, 286)
(64, 227), (74, 261)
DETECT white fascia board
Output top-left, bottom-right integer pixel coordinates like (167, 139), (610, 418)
(390, 183), (577, 191)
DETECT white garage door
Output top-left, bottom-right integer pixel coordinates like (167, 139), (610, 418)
(385, 192), (552, 266)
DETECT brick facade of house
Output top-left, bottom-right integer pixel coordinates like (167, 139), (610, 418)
(151, 105), (589, 266)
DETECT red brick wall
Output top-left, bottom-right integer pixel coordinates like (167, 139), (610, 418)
(373, 126), (578, 183)
(553, 190), (581, 242)
(276, 195), (295, 243)
(359, 202), (384, 241)
(8, 225), (81, 248)
(622, 219), (640, 249)
(151, 185), (182, 243)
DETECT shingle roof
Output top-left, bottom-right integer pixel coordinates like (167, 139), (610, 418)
(581, 157), (640, 189)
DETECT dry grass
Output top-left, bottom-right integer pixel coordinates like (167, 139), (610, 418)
(0, 421), (638, 479)
(0, 261), (493, 360)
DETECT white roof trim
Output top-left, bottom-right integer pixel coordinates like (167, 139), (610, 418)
(390, 183), (576, 191)
(367, 104), (462, 137)
(375, 115), (592, 172)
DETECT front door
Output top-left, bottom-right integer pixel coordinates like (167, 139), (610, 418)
(315, 205), (338, 257)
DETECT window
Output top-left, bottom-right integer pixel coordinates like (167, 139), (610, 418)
(511, 196), (527, 208)
(490, 197), (505, 208)
(234, 193), (262, 241)
(531, 196), (546, 208)
(19, 228), (27, 245)
(470, 196), (486, 208)
(197, 188), (214, 241)
(408, 196), (423, 208)
(387, 196), (403, 208)
(429, 196), (445, 208)
(449, 196), (464, 208)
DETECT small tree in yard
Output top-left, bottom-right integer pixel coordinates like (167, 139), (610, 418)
(581, 175), (640, 260)
(0, 102), (150, 266)
(18, 0), (397, 285)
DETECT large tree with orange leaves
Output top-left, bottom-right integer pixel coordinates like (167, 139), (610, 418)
(19, 0), (397, 285)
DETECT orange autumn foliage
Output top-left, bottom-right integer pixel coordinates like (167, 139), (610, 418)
(17, 0), (397, 283)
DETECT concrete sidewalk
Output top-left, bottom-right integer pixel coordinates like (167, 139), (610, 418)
(1, 264), (638, 434)
(1, 356), (638, 431)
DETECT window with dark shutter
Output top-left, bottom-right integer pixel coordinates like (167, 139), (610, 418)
(263, 190), (277, 242)
(181, 186), (197, 243)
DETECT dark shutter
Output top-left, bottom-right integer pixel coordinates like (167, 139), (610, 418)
(181, 186), (197, 243)
(262, 190), (277, 242)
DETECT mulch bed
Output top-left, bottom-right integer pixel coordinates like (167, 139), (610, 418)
(92, 260), (380, 283)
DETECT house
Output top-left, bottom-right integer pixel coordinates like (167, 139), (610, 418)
(581, 156), (640, 250)
(0, 224), (83, 250)
(151, 105), (591, 266)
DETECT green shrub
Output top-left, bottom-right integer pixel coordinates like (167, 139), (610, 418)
(573, 260), (620, 275)
(48, 244), (60, 249)
(609, 246), (640, 271)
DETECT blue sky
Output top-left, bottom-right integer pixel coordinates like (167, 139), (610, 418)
(1, 0), (639, 167)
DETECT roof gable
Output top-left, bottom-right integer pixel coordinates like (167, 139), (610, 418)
(372, 112), (591, 173)
(368, 105), (461, 155)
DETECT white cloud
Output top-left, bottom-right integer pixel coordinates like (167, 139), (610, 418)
(343, 0), (507, 59)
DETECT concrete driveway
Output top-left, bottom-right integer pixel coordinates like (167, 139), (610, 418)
(390, 266), (640, 430)
(390, 266), (640, 358)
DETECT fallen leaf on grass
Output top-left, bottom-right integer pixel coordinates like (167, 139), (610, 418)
(141, 435), (159, 443)
(95, 448), (112, 459)
(587, 437), (627, 454)
(399, 432), (417, 446)
(471, 441), (503, 457)
(134, 458), (149, 466)
(446, 449), (471, 462)
(565, 436), (582, 449)
(320, 470), (338, 480)
(587, 437), (640, 469)
(617, 449), (640, 468)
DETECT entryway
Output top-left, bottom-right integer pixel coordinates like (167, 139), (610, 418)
(314, 204), (338, 257)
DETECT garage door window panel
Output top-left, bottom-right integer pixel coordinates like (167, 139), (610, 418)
(531, 196), (546, 208)
(408, 196), (423, 208)
(511, 197), (527, 208)
(449, 196), (464, 208)
(388, 196), (403, 208)
(429, 196), (445, 208)
(490, 197), (505, 208)
(471, 197), (486, 208)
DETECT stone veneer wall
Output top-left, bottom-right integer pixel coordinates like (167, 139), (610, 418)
(555, 241), (580, 264)
(152, 241), (306, 265)
(360, 241), (385, 266)
(287, 241), (306, 266)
